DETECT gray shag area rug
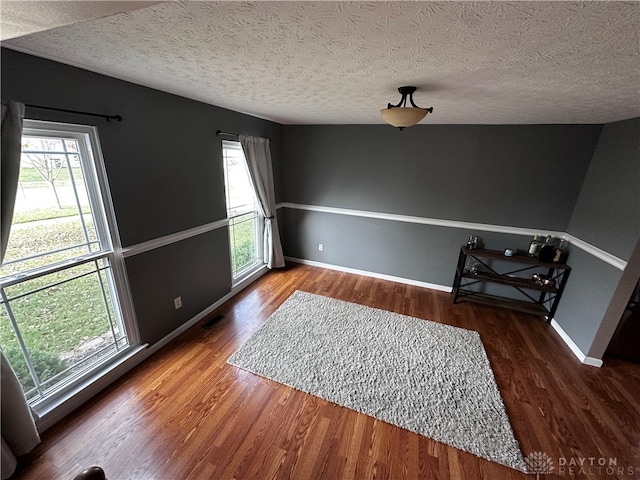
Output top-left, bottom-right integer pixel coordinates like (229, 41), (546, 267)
(228, 290), (526, 471)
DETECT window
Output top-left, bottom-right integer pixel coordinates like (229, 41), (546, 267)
(0, 120), (137, 407)
(222, 141), (263, 283)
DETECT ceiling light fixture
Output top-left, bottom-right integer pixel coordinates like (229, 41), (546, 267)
(380, 86), (433, 130)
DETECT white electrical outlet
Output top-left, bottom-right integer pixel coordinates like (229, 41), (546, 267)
(318, 243), (324, 251)
(174, 296), (182, 309)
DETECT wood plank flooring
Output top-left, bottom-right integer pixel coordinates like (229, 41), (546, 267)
(11, 263), (640, 480)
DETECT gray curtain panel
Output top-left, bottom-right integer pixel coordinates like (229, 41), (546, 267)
(239, 135), (285, 269)
(1, 101), (24, 264)
(1, 100), (41, 480)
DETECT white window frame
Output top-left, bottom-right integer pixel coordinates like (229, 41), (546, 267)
(222, 140), (264, 284)
(1, 119), (140, 411)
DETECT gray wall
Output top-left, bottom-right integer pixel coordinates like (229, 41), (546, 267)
(282, 125), (600, 230)
(568, 117), (640, 260)
(125, 229), (231, 345)
(553, 248), (623, 353)
(556, 117), (640, 355)
(590, 239), (640, 359)
(1, 48), (283, 346)
(280, 208), (549, 288)
(280, 124), (600, 283)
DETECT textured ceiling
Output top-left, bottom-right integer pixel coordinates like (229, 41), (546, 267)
(0, 1), (163, 41)
(2, 1), (639, 125)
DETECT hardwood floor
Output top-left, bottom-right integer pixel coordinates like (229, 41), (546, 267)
(12, 263), (640, 480)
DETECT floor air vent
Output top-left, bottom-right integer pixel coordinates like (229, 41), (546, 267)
(203, 314), (224, 329)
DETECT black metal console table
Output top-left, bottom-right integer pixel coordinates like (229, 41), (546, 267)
(452, 247), (571, 322)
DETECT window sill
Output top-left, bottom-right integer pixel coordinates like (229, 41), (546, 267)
(232, 264), (268, 291)
(33, 344), (148, 432)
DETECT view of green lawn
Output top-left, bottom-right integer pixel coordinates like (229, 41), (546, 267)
(0, 215), (117, 392)
(17, 165), (80, 184)
(1, 165), (257, 396)
(1, 167), (116, 395)
(230, 213), (260, 276)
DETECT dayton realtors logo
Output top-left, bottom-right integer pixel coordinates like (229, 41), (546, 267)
(525, 451), (639, 478)
(557, 456), (638, 477)
(525, 451), (554, 479)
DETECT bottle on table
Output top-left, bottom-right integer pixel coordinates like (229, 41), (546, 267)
(528, 235), (542, 257)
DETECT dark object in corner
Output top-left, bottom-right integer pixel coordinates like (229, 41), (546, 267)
(539, 244), (569, 264)
(538, 245), (555, 263)
(74, 466), (106, 480)
(606, 280), (640, 363)
(203, 314), (224, 329)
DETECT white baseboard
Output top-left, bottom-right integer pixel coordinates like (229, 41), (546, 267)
(285, 256), (452, 293)
(146, 265), (269, 357)
(550, 319), (603, 367)
(286, 256), (604, 368)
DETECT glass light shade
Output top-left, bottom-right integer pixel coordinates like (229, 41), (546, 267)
(380, 107), (428, 128)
